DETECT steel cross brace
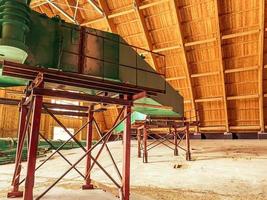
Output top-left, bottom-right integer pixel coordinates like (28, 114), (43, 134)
(35, 108), (131, 200)
(139, 123), (192, 163)
(15, 117), (92, 188)
(42, 106), (122, 189)
(38, 133), (85, 178)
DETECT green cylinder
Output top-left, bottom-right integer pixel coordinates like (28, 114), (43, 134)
(0, 0), (30, 63)
(0, 0), (30, 50)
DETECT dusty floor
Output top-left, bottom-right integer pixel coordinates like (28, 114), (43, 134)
(1, 139), (267, 200)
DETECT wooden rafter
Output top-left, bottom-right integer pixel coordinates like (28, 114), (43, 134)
(214, 0), (229, 133)
(146, 30), (261, 54)
(98, 0), (117, 33)
(170, 0), (197, 121)
(82, 0), (169, 26)
(134, 0), (157, 69)
(258, 0), (265, 132)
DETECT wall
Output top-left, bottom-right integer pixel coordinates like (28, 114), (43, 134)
(0, 87), (106, 141)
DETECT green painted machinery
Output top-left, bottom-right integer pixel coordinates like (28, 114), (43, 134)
(0, 0), (184, 121)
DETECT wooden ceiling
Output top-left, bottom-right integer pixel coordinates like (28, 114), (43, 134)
(30, 0), (267, 133)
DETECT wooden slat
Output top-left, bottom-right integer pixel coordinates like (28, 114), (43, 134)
(221, 29), (260, 40)
(195, 97), (223, 103)
(214, 0), (229, 132)
(227, 94), (259, 100)
(184, 38), (216, 47)
(166, 76), (186, 81)
(191, 71), (220, 78)
(82, 0), (169, 27)
(225, 66), (259, 73)
(98, 0), (117, 32)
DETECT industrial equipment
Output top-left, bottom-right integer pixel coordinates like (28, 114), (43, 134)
(0, 0), (184, 119)
(1, 1), (185, 200)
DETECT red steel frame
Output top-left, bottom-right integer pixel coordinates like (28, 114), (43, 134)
(136, 121), (193, 163)
(6, 72), (139, 200)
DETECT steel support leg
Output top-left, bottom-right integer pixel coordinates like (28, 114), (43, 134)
(173, 127), (178, 156)
(23, 95), (43, 200)
(7, 103), (28, 198)
(137, 129), (141, 158)
(82, 107), (94, 190)
(143, 127), (148, 163)
(185, 124), (191, 161)
(122, 105), (131, 200)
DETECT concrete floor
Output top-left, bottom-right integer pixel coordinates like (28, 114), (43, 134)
(1, 139), (267, 200)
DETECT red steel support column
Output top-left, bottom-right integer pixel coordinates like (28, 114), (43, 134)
(185, 123), (191, 161)
(122, 105), (131, 200)
(173, 127), (178, 156)
(7, 102), (28, 198)
(137, 129), (141, 158)
(143, 127), (148, 163)
(23, 95), (43, 200)
(82, 106), (94, 190)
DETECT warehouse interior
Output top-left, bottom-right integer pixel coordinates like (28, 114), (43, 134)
(0, 0), (267, 199)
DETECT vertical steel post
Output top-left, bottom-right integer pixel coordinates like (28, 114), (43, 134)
(7, 101), (27, 198)
(143, 127), (148, 163)
(122, 104), (131, 200)
(173, 126), (178, 156)
(196, 110), (200, 134)
(23, 94), (43, 200)
(185, 123), (191, 161)
(137, 128), (141, 158)
(82, 106), (94, 190)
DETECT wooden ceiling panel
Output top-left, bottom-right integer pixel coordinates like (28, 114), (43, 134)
(197, 101), (226, 127)
(225, 70), (258, 96)
(178, 0), (216, 42)
(218, 0), (259, 34)
(228, 99), (259, 126)
(107, 0), (133, 11)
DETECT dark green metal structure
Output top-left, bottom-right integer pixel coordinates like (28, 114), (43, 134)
(0, 0), (184, 121)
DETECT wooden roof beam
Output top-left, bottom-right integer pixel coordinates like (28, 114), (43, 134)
(227, 94), (259, 100)
(195, 97), (223, 103)
(150, 29), (260, 53)
(184, 38), (216, 47)
(98, 0), (117, 33)
(134, 0), (157, 69)
(225, 65), (259, 73)
(170, 0), (197, 120)
(258, 0), (265, 132)
(166, 76), (187, 81)
(191, 71), (220, 78)
(82, 0), (168, 27)
(184, 94), (260, 102)
(221, 29), (260, 40)
(87, 0), (103, 15)
(214, 0), (229, 133)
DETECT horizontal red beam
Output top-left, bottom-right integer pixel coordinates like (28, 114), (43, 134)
(33, 88), (133, 106)
(2, 61), (162, 95)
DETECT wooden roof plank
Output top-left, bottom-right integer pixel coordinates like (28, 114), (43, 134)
(170, 0), (197, 121)
(214, 0), (229, 132)
(98, 0), (117, 33)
